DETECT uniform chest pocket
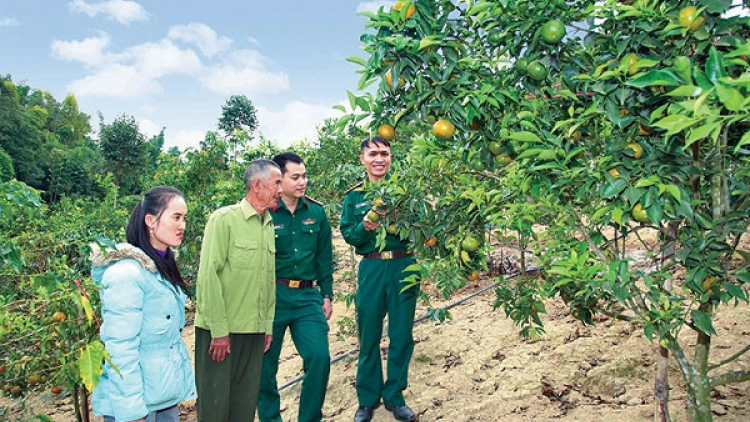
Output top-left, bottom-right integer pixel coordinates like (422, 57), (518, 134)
(230, 239), (258, 269)
(299, 225), (320, 250)
(274, 225), (292, 255)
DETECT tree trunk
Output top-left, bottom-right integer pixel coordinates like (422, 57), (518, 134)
(671, 330), (714, 422)
(654, 345), (671, 422)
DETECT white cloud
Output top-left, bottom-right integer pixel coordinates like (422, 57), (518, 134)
(55, 24), (289, 100)
(170, 129), (208, 150)
(51, 33), (113, 66)
(356, 1), (393, 14)
(0, 17), (20, 27)
(168, 23), (232, 58)
(68, 0), (149, 25)
(67, 63), (162, 98)
(126, 39), (203, 76)
(257, 101), (343, 148)
(200, 50), (291, 97)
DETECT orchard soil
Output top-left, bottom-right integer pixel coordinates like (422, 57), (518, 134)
(3, 228), (749, 422)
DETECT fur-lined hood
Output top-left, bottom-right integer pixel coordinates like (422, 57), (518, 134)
(89, 243), (158, 274)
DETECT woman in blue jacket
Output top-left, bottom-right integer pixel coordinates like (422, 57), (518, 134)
(90, 186), (197, 422)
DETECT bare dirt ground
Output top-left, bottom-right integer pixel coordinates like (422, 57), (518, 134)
(3, 229), (749, 422)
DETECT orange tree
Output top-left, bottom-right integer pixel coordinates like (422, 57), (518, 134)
(0, 180), (126, 422)
(340, 1), (750, 421)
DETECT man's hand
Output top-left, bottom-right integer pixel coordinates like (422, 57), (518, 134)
(323, 298), (333, 320)
(264, 334), (273, 353)
(363, 212), (381, 231)
(208, 336), (230, 362)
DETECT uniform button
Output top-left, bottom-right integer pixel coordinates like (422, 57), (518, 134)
(166, 315), (171, 320)
(294, 248), (298, 252)
(292, 231), (295, 234)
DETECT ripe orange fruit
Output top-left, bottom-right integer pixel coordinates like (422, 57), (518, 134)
(366, 210), (380, 222)
(0, 365), (5, 374)
(494, 154), (513, 167)
(638, 124), (651, 136)
(384, 69), (405, 89)
(679, 6), (705, 31)
(51, 311), (66, 323)
(424, 236), (437, 247)
(467, 270), (480, 282)
(702, 276), (718, 291)
(10, 385), (22, 396)
(378, 124), (396, 141)
(540, 20), (566, 44)
(526, 61), (548, 81)
(51, 385), (63, 395)
(372, 197), (386, 210)
(461, 235), (479, 252)
(624, 142), (644, 159)
(394, 1), (416, 19)
(433, 119), (456, 139)
(625, 53), (639, 75)
(632, 203), (650, 223)
(387, 223), (398, 235)
(607, 168), (620, 179)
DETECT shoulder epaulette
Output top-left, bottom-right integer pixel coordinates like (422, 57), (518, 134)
(304, 195), (324, 207)
(344, 181), (364, 195)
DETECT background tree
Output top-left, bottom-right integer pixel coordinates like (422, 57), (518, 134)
(218, 94), (258, 161)
(0, 78), (45, 187)
(98, 114), (147, 195)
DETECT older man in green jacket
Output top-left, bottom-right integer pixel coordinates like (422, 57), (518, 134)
(194, 159), (283, 422)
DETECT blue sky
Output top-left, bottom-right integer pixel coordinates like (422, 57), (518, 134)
(0, 1), (393, 149)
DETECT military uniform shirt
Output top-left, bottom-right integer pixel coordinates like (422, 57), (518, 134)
(270, 197), (334, 297)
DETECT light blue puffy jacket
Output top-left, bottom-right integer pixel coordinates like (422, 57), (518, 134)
(90, 244), (197, 421)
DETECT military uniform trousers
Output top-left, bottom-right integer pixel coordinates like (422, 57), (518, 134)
(355, 256), (418, 408)
(258, 284), (331, 422)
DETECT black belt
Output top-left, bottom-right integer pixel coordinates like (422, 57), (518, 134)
(360, 251), (413, 260)
(276, 278), (316, 289)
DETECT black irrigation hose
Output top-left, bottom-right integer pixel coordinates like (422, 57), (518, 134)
(278, 267), (540, 392)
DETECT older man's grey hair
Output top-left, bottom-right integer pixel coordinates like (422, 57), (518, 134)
(243, 159), (281, 191)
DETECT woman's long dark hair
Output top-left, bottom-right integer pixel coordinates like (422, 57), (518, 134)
(126, 186), (187, 293)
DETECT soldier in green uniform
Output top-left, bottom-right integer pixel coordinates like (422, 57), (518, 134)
(258, 152), (335, 422)
(340, 137), (418, 422)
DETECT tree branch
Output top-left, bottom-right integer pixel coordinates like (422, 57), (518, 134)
(708, 343), (750, 372)
(710, 369), (750, 389)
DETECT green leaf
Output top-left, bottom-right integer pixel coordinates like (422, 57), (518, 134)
(735, 130), (750, 153)
(690, 310), (716, 336)
(626, 70), (682, 88)
(602, 179), (628, 199)
(508, 131), (541, 143)
(724, 284), (747, 301)
(345, 56), (368, 67)
(652, 115), (697, 135)
(715, 84), (744, 111)
(79, 340), (108, 392)
(666, 85), (702, 97)
(347, 91), (357, 111)
(686, 121), (721, 148)
(664, 184), (681, 201)
(419, 36), (442, 51)
(706, 47), (727, 84)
